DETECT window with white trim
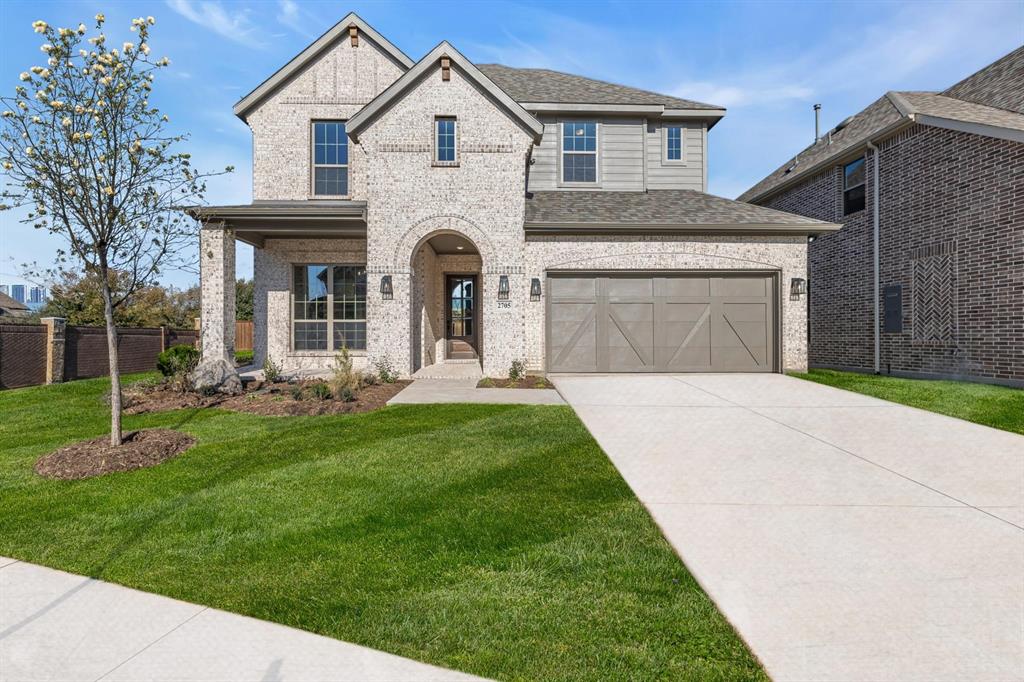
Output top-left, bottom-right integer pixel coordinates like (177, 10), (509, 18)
(292, 265), (366, 351)
(665, 125), (683, 162)
(562, 121), (597, 183)
(312, 121), (348, 196)
(435, 117), (457, 163)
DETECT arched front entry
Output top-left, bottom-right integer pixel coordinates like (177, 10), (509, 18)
(409, 230), (484, 373)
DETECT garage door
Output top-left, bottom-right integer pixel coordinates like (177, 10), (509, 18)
(546, 273), (776, 373)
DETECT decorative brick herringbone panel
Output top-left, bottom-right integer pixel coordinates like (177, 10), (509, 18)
(912, 254), (956, 342)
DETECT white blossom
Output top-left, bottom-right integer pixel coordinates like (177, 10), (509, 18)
(40, 44), (53, 53)
(95, 13), (105, 22)
(147, 16), (155, 24)
(123, 42), (133, 52)
(32, 20), (48, 33)
(139, 43), (150, 55)
(19, 72), (31, 81)
(78, 23), (86, 34)
(26, 147), (36, 157)
(1, 111), (13, 118)
(103, 185), (114, 195)
(62, 117), (72, 127)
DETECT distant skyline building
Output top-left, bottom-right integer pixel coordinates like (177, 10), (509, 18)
(28, 287), (46, 305)
(10, 284), (26, 304)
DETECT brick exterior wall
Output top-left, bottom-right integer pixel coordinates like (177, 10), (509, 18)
(199, 29), (817, 378)
(247, 35), (404, 201)
(762, 124), (1024, 386)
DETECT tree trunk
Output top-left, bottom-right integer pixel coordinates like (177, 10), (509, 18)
(99, 268), (123, 447)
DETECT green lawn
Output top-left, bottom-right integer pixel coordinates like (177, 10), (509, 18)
(792, 369), (1024, 435)
(0, 376), (765, 682)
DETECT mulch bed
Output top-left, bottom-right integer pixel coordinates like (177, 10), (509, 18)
(123, 380), (411, 417)
(35, 429), (196, 480)
(477, 377), (554, 389)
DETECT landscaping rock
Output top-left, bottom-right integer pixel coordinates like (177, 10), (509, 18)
(190, 357), (243, 395)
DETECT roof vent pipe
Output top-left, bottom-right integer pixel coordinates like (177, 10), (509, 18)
(814, 103), (821, 142)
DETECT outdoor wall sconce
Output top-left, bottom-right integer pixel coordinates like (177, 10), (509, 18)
(790, 277), (807, 298)
(497, 275), (510, 300)
(530, 278), (542, 301)
(380, 275), (393, 300)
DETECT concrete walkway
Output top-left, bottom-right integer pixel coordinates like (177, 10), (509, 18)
(388, 379), (565, 405)
(551, 373), (1024, 682)
(0, 558), (485, 682)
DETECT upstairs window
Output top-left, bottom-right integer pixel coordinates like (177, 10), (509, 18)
(292, 265), (366, 351)
(843, 157), (865, 215)
(665, 125), (683, 162)
(562, 121), (597, 183)
(312, 121), (348, 196)
(435, 117), (457, 164)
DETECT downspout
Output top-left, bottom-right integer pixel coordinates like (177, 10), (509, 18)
(866, 140), (881, 374)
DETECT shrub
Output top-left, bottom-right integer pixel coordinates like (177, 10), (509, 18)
(310, 382), (333, 401)
(330, 347), (364, 398)
(340, 387), (355, 402)
(157, 344), (199, 377)
(290, 385), (304, 401)
(235, 349), (254, 366)
(374, 354), (399, 384)
(508, 359), (526, 382)
(478, 377), (495, 388)
(362, 372), (379, 386)
(263, 356), (282, 383)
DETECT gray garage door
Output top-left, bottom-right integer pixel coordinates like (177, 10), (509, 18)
(546, 273), (776, 373)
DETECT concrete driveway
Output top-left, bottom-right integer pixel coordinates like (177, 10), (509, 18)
(551, 373), (1024, 682)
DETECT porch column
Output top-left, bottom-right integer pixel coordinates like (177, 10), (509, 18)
(199, 223), (236, 363)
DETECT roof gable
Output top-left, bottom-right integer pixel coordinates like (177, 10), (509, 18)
(233, 13), (413, 121)
(346, 42), (544, 142)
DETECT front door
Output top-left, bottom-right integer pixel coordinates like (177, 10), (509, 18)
(446, 275), (478, 359)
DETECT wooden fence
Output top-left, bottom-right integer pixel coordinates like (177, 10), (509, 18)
(0, 323), (199, 390)
(235, 320), (254, 352)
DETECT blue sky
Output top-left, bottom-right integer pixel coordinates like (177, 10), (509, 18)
(1, 0), (1021, 289)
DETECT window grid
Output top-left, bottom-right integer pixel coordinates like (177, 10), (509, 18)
(435, 117), (457, 163)
(666, 126), (683, 161)
(292, 264), (366, 351)
(562, 121), (597, 183)
(312, 121), (349, 197)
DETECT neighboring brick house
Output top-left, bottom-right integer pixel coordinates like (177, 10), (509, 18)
(741, 47), (1024, 388)
(193, 13), (837, 380)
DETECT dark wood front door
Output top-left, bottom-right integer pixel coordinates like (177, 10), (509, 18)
(446, 275), (478, 359)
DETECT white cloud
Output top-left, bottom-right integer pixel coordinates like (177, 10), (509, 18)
(165, 0), (266, 47)
(276, 0), (318, 38)
(673, 82), (813, 108)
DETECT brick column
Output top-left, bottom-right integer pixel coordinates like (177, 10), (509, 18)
(40, 317), (66, 384)
(199, 224), (236, 363)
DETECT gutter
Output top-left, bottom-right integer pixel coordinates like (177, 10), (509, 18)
(523, 222), (842, 236)
(866, 139), (881, 374)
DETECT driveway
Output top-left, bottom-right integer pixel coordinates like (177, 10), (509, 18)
(551, 373), (1024, 682)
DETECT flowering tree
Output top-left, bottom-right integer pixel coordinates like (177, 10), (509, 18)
(0, 14), (231, 446)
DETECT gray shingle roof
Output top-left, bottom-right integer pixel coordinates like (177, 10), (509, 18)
(477, 64), (723, 111)
(0, 291), (29, 315)
(943, 45), (1024, 115)
(740, 47), (1024, 203)
(525, 190), (836, 232)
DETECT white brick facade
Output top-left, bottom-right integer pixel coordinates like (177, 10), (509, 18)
(198, 21), (816, 378)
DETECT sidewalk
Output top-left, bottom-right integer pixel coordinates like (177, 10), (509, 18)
(0, 558), (485, 682)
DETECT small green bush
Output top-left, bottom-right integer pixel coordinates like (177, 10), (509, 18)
(330, 347), (364, 397)
(374, 354), (399, 383)
(508, 359), (526, 382)
(310, 382), (333, 401)
(340, 387), (355, 402)
(478, 377), (495, 388)
(263, 356), (282, 383)
(235, 349), (254, 366)
(157, 344), (200, 377)
(290, 385), (304, 401)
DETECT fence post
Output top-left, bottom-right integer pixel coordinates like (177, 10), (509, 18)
(40, 317), (67, 384)
(193, 317), (201, 350)
(160, 325), (167, 352)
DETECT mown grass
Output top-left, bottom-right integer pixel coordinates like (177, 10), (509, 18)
(792, 369), (1024, 435)
(0, 375), (766, 681)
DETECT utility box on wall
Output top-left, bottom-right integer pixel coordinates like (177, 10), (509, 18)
(883, 285), (903, 333)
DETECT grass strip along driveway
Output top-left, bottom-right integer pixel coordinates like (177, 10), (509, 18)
(793, 369), (1024, 435)
(0, 376), (766, 682)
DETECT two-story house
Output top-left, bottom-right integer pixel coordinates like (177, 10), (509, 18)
(741, 47), (1023, 388)
(192, 13), (837, 381)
